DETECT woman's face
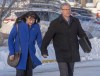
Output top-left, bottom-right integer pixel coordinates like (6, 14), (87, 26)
(26, 16), (35, 26)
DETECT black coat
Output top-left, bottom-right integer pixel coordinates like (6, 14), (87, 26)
(41, 15), (91, 62)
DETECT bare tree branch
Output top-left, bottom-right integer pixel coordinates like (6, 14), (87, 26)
(0, 0), (6, 18)
(2, 0), (18, 20)
(0, 0), (17, 28)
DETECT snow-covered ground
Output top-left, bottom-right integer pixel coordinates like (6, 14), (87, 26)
(34, 65), (100, 76)
(0, 60), (100, 76)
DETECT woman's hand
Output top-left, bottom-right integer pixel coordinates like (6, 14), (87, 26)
(42, 54), (48, 58)
(9, 55), (14, 61)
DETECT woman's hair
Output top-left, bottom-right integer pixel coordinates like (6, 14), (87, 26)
(15, 11), (40, 24)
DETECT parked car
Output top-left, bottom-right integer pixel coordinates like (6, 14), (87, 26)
(71, 7), (94, 17)
(2, 3), (93, 39)
(94, 18), (100, 24)
(74, 15), (94, 22)
(86, 3), (95, 8)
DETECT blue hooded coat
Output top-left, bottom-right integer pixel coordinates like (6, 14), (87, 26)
(8, 21), (42, 70)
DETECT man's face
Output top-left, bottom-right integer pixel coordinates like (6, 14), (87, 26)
(61, 5), (71, 17)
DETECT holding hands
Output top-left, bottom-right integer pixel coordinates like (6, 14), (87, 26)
(42, 54), (48, 58)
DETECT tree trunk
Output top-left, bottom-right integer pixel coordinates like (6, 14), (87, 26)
(0, 0), (17, 28)
(0, 0), (17, 45)
(0, 32), (4, 46)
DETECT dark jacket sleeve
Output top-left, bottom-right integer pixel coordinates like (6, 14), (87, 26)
(77, 18), (92, 48)
(41, 22), (56, 55)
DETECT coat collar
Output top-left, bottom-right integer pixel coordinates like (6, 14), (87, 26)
(20, 20), (35, 29)
(58, 15), (75, 25)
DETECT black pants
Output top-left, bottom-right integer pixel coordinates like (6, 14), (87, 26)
(16, 52), (33, 76)
(58, 62), (74, 76)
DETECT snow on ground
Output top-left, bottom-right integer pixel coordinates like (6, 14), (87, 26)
(0, 60), (100, 76)
(34, 66), (100, 76)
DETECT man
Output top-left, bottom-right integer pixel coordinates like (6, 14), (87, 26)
(41, 3), (91, 76)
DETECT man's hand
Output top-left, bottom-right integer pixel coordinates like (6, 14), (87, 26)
(42, 54), (48, 58)
(9, 55), (14, 61)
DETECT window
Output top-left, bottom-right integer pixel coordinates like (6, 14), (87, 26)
(68, 0), (75, 2)
(35, 11), (49, 21)
(35, 11), (60, 22)
(48, 12), (60, 21)
(87, 0), (93, 3)
(15, 12), (27, 17)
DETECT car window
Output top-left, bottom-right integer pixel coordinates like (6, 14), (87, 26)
(15, 11), (60, 22)
(87, 0), (93, 3)
(15, 12), (26, 17)
(71, 8), (92, 16)
(68, 0), (74, 2)
(35, 11), (49, 21)
(48, 12), (60, 21)
(75, 15), (92, 21)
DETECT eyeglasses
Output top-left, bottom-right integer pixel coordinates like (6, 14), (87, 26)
(61, 9), (71, 11)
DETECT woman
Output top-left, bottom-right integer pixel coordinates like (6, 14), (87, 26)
(8, 11), (42, 76)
